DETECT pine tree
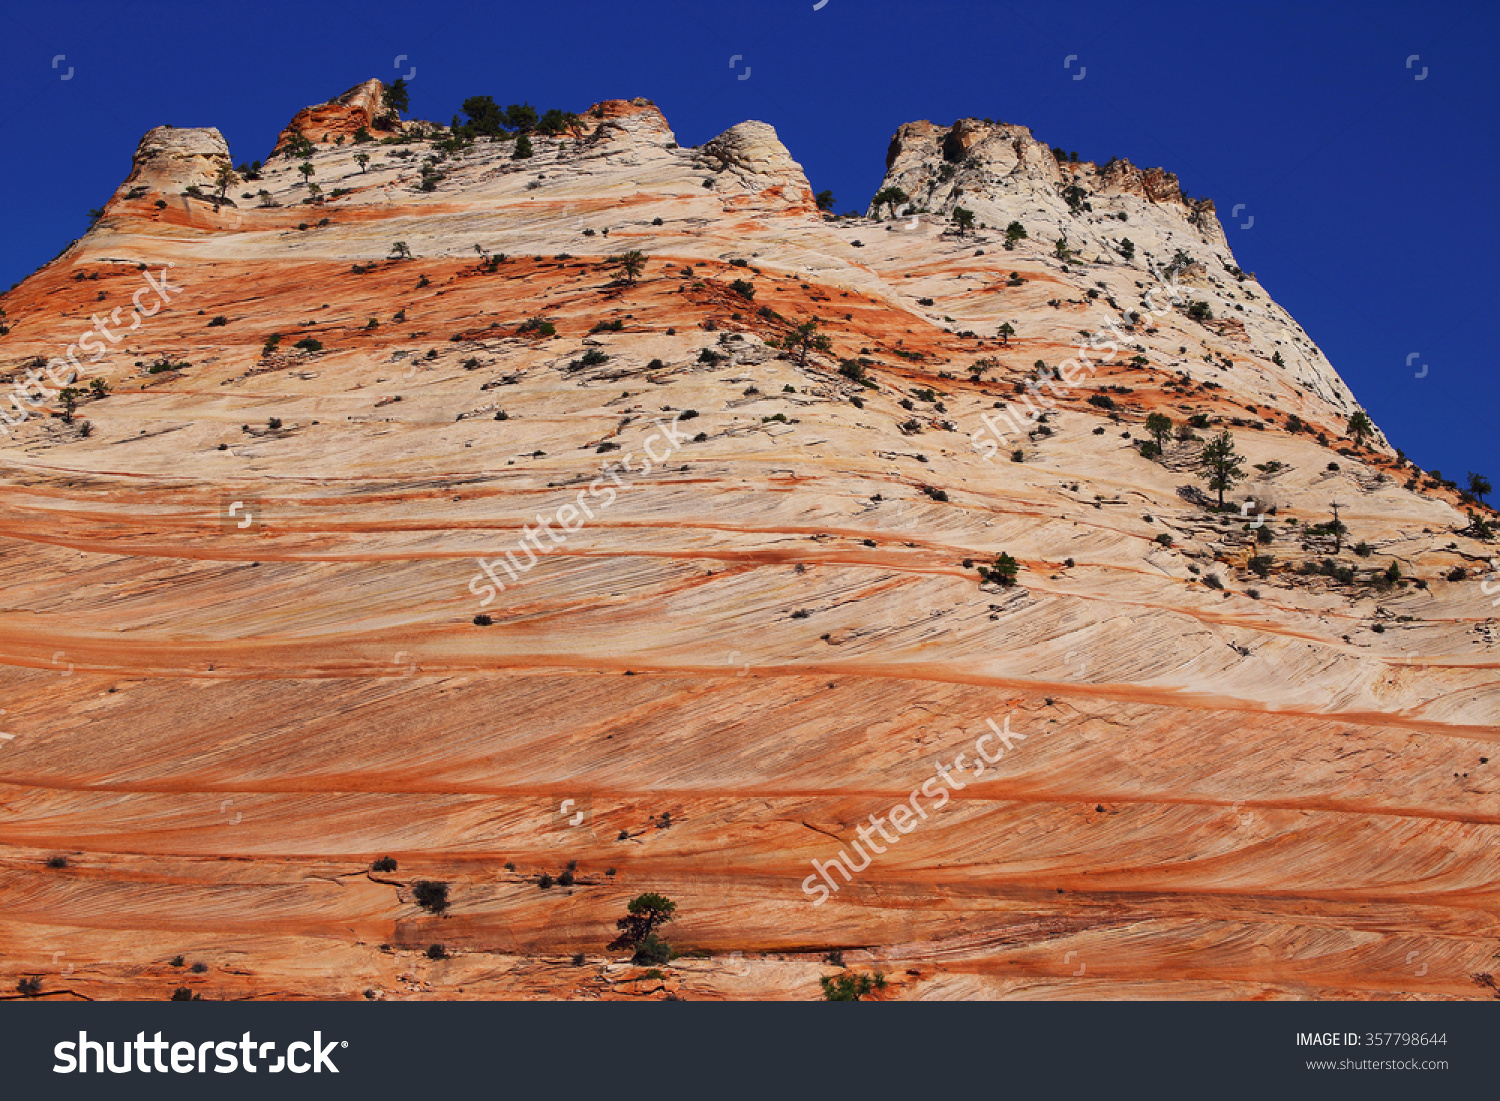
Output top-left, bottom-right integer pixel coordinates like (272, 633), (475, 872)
(214, 164), (240, 201)
(607, 893), (677, 962)
(1467, 472), (1492, 505)
(787, 318), (832, 366)
(384, 78), (410, 115)
(1145, 412), (1173, 451)
(872, 186), (909, 218)
(1347, 409), (1374, 446)
(617, 250), (646, 285)
(1197, 429), (1246, 509)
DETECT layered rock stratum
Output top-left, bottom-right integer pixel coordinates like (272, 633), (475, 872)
(0, 84), (1495, 1002)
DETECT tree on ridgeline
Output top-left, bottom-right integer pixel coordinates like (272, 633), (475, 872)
(1468, 472), (1492, 506)
(872, 186), (909, 219)
(1347, 409), (1374, 446)
(384, 78), (410, 115)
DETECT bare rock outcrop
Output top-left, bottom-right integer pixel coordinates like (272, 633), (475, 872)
(117, 125), (231, 198)
(581, 97), (677, 146)
(872, 117), (1226, 252)
(271, 78), (399, 155)
(702, 120), (817, 213)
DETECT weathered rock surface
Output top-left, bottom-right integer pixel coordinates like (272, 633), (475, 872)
(0, 84), (1494, 1003)
(702, 120), (817, 213)
(872, 117), (1363, 416)
(116, 126), (231, 199)
(272, 78), (399, 156)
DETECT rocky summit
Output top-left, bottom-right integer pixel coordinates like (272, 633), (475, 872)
(0, 80), (1494, 1002)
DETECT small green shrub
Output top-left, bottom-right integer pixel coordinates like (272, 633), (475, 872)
(630, 934), (672, 965)
(979, 552), (1020, 586)
(412, 880), (449, 912)
(568, 348), (609, 370)
(820, 971), (885, 1001)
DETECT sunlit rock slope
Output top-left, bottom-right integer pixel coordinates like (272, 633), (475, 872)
(0, 84), (1495, 1002)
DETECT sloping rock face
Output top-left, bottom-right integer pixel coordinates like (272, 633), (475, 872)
(116, 126), (231, 199)
(576, 98), (678, 157)
(872, 118), (1366, 419)
(702, 120), (817, 214)
(271, 78), (399, 155)
(0, 86), (1494, 1003)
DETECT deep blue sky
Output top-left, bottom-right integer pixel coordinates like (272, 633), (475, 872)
(3, 0), (1496, 484)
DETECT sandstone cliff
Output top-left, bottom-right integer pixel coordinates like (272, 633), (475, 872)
(872, 117), (1362, 415)
(272, 78), (402, 155)
(0, 84), (1493, 1003)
